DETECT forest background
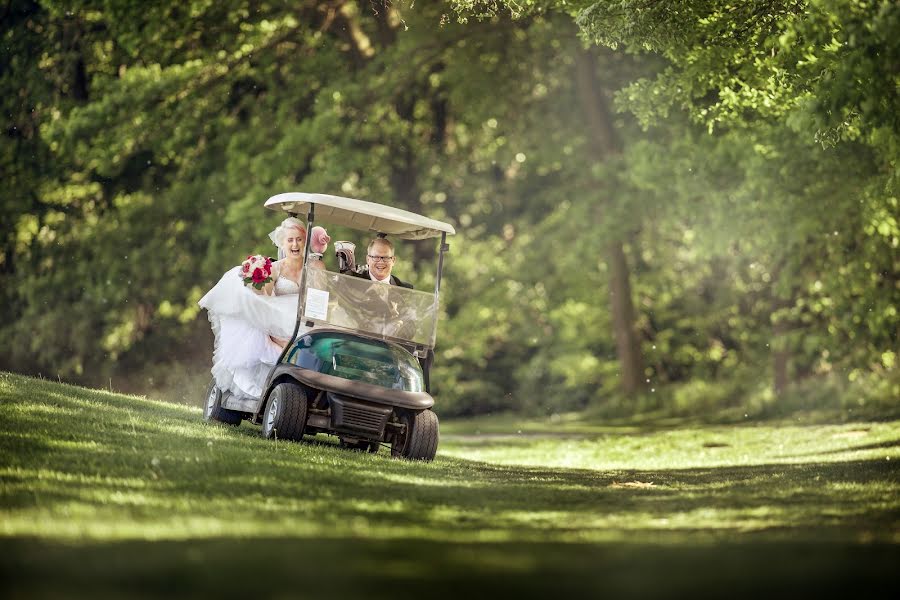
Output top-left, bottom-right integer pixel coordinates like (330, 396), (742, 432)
(2, 0), (898, 420)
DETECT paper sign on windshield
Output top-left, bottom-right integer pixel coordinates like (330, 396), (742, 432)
(304, 288), (329, 320)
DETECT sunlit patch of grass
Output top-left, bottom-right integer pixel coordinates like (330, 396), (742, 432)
(440, 422), (900, 470)
(1, 371), (899, 596)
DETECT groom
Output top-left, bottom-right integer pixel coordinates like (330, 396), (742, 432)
(352, 237), (413, 289)
(351, 236), (434, 390)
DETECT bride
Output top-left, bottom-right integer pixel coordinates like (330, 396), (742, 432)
(198, 217), (327, 402)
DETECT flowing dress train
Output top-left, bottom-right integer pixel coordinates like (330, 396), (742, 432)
(198, 265), (301, 401)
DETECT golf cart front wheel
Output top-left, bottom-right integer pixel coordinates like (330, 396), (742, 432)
(391, 409), (439, 461)
(203, 379), (242, 426)
(261, 381), (308, 442)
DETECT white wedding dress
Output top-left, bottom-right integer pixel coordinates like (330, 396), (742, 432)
(198, 263), (302, 401)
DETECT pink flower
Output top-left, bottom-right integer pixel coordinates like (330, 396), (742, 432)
(311, 226), (330, 253)
(252, 268), (265, 283)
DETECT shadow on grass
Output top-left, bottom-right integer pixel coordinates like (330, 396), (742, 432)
(4, 409), (898, 540)
(445, 406), (900, 436)
(1, 535), (898, 599)
(2, 370), (899, 598)
(789, 438), (900, 456)
(2, 376), (899, 536)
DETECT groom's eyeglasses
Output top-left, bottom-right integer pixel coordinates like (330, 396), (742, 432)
(367, 255), (394, 263)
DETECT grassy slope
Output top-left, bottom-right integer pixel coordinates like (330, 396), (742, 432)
(1, 371), (898, 598)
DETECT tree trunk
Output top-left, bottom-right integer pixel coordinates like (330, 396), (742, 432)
(608, 241), (645, 395)
(769, 258), (795, 396)
(773, 323), (790, 396)
(772, 297), (791, 396)
(389, 60), (449, 268)
(389, 150), (431, 267)
(575, 47), (645, 397)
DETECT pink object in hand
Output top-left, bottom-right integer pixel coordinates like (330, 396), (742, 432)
(311, 226), (330, 253)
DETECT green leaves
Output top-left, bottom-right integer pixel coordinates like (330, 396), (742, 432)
(2, 0), (896, 417)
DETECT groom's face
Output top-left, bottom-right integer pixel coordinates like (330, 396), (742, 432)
(367, 240), (395, 280)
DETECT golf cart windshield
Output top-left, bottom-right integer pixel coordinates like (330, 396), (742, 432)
(302, 268), (438, 348)
(266, 192), (454, 350)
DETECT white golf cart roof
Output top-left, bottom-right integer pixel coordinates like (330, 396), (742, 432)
(265, 192), (455, 240)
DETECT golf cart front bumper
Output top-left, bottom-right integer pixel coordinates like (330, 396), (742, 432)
(264, 364), (434, 411)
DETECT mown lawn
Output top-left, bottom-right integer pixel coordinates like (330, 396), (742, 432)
(1, 371), (898, 598)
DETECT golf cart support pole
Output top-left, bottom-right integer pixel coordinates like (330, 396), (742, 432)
(275, 204), (315, 366)
(432, 231), (448, 344)
(434, 231), (447, 296)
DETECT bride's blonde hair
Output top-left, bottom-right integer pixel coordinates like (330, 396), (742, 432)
(268, 217), (306, 250)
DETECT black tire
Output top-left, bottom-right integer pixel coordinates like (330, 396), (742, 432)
(202, 379), (242, 426)
(340, 438), (380, 454)
(261, 381), (308, 442)
(391, 409), (439, 461)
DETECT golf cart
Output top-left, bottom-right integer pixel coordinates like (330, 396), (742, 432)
(202, 193), (454, 461)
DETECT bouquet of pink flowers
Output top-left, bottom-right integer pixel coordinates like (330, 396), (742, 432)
(240, 255), (273, 289)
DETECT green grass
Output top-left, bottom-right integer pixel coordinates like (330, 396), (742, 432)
(1, 371), (898, 598)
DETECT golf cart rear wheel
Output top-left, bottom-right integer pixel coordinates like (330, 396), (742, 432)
(261, 381), (308, 442)
(203, 379), (242, 426)
(391, 409), (439, 461)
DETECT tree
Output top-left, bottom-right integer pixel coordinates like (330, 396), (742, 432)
(576, 0), (899, 394)
(4, 0), (895, 417)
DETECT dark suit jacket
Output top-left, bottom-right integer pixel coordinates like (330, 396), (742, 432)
(349, 269), (413, 289)
(349, 269), (430, 390)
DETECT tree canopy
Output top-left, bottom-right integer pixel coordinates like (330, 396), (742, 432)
(2, 0), (897, 417)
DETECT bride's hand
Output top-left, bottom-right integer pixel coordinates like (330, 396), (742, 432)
(251, 280), (275, 296)
(269, 335), (290, 349)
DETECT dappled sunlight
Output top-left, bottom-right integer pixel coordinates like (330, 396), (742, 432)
(441, 422), (900, 471)
(378, 472), (486, 488)
(8, 401), (82, 418)
(1, 467), (151, 489)
(441, 412), (647, 436)
(3, 0), (899, 593)
(45, 438), (108, 453)
(1, 372), (898, 552)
